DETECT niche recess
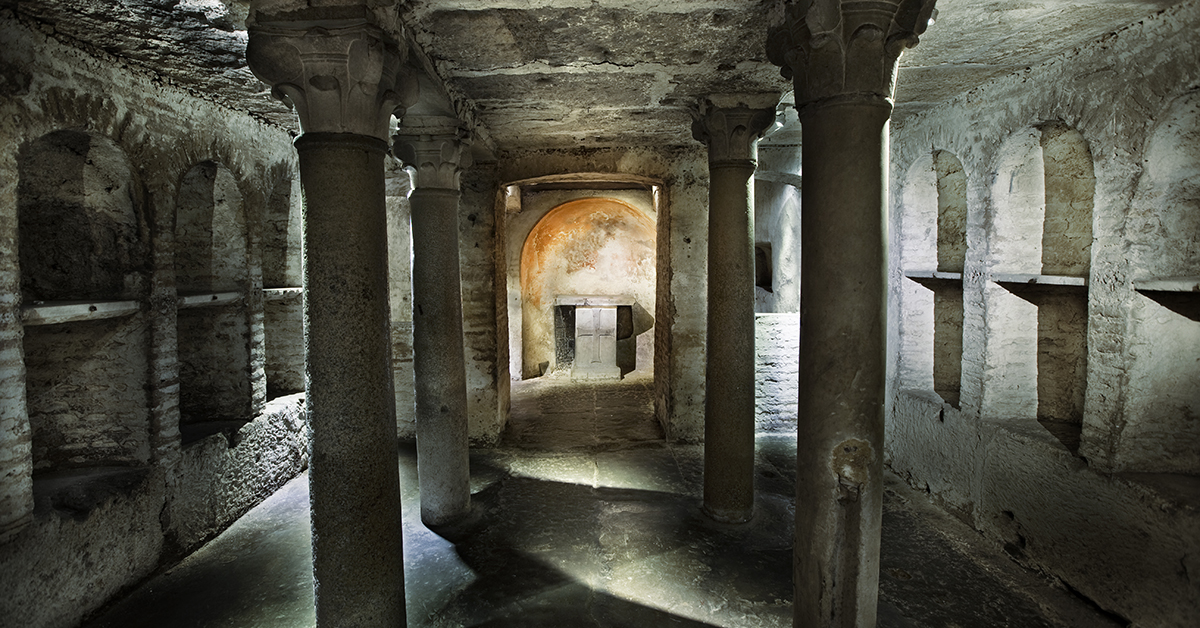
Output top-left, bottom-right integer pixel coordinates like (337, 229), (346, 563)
(18, 130), (151, 478)
(987, 125), (1094, 452)
(518, 197), (657, 378)
(1120, 91), (1200, 474)
(174, 162), (252, 440)
(261, 173), (304, 398)
(899, 150), (966, 408)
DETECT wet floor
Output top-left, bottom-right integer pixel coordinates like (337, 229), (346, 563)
(83, 373), (1120, 628)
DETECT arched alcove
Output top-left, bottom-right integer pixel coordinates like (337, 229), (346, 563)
(898, 150), (966, 408)
(261, 173), (304, 398)
(986, 126), (1093, 451)
(174, 161), (252, 431)
(20, 130), (146, 302)
(18, 130), (151, 472)
(519, 197), (656, 378)
(1122, 91), (1200, 473)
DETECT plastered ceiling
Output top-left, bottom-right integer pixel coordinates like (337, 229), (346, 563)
(9, 0), (1186, 152)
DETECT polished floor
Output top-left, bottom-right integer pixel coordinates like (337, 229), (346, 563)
(83, 373), (1120, 627)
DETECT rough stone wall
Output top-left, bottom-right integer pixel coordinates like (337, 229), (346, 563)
(886, 3), (1200, 625)
(0, 14), (306, 628)
(754, 313), (799, 431)
(459, 162), (507, 443)
(497, 146), (709, 441)
(385, 161), (416, 439)
(23, 316), (151, 470)
(177, 305), (252, 422)
(754, 145), (802, 314)
(263, 288), (304, 396)
(166, 393), (307, 555)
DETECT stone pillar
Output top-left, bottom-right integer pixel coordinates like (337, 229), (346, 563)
(768, 1), (936, 626)
(692, 97), (776, 523)
(247, 8), (418, 627)
(393, 121), (472, 527)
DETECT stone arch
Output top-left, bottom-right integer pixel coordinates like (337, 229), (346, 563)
(175, 161), (249, 294)
(262, 170), (304, 290)
(519, 197), (657, 378)
(261, 169), (305, 398)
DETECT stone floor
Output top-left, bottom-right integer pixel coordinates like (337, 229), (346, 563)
(83, 373), (1121, 628)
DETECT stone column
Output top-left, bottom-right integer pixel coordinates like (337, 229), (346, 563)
(768, 1), (936, 626)
(393, 121), (472, 527)
(692, 97), (776, 523)
(247, 8), (418, 627)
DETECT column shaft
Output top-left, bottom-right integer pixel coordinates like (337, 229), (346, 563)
(409, 187), (471, 526)
(795, 100), (891, 628)
(704, 161), (758, 522)
(297, 133), (405, 628)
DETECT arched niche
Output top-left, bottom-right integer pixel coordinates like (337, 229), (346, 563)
(986, 126), (1093, 452)
(897, 150), (966, 407)
(262, 174), (303, 289)
(19, 130), (147, 302)
(519, 197), (657, 378)
(18, 130), (151, 472)
(175, 161), (248, 294)
(174, 161), (252, 430)
(1122, 91), (1200, 473)
(261, 173), (305, 398)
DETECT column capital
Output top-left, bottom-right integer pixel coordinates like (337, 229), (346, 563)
(246, 9), (419, 140)
(691, 97), (777, 166)
(767, 0), (936, 110)
(393, 118), (472, 190)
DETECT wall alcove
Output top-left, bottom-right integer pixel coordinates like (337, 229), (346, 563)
(986, 125), (1094, 453)
(261, 173), (304, 399)
(18, 130), (152, 479)
(899, 149), (967, 408)
(1120, 91), (1200, 474)
(174, 161), (252, 441)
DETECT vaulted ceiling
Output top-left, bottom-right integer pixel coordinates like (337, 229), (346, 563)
(12, 0), (1185, 153)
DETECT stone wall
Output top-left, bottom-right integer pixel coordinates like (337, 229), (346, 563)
(886, 4), (1200, 626)
(754, 144), (802, 314)
(754, 313), (799, 432)
(460, 162), (509, 443)
(0, 15), (308, 628)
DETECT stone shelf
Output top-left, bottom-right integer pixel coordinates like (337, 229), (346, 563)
(1132, 276), (1200, 293)
(178, 291), (241, 309)
(263, 287), (303, 298)
(20, 299), (140, 326)
(993, 273), (1087, 287)
(1133, 276), (1200, 321)
(903, 270), (963, 292)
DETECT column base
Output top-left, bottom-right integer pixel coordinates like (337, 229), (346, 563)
(702, 503), (753, 524)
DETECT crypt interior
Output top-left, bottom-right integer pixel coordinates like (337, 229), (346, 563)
(0, 0), (1197, 627)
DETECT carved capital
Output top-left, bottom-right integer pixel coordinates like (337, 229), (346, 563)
(246, 11), (419, 140)
(691, 98), (776, 165)
(393, 118), (472, 190)
(767, 0), (936, 109)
